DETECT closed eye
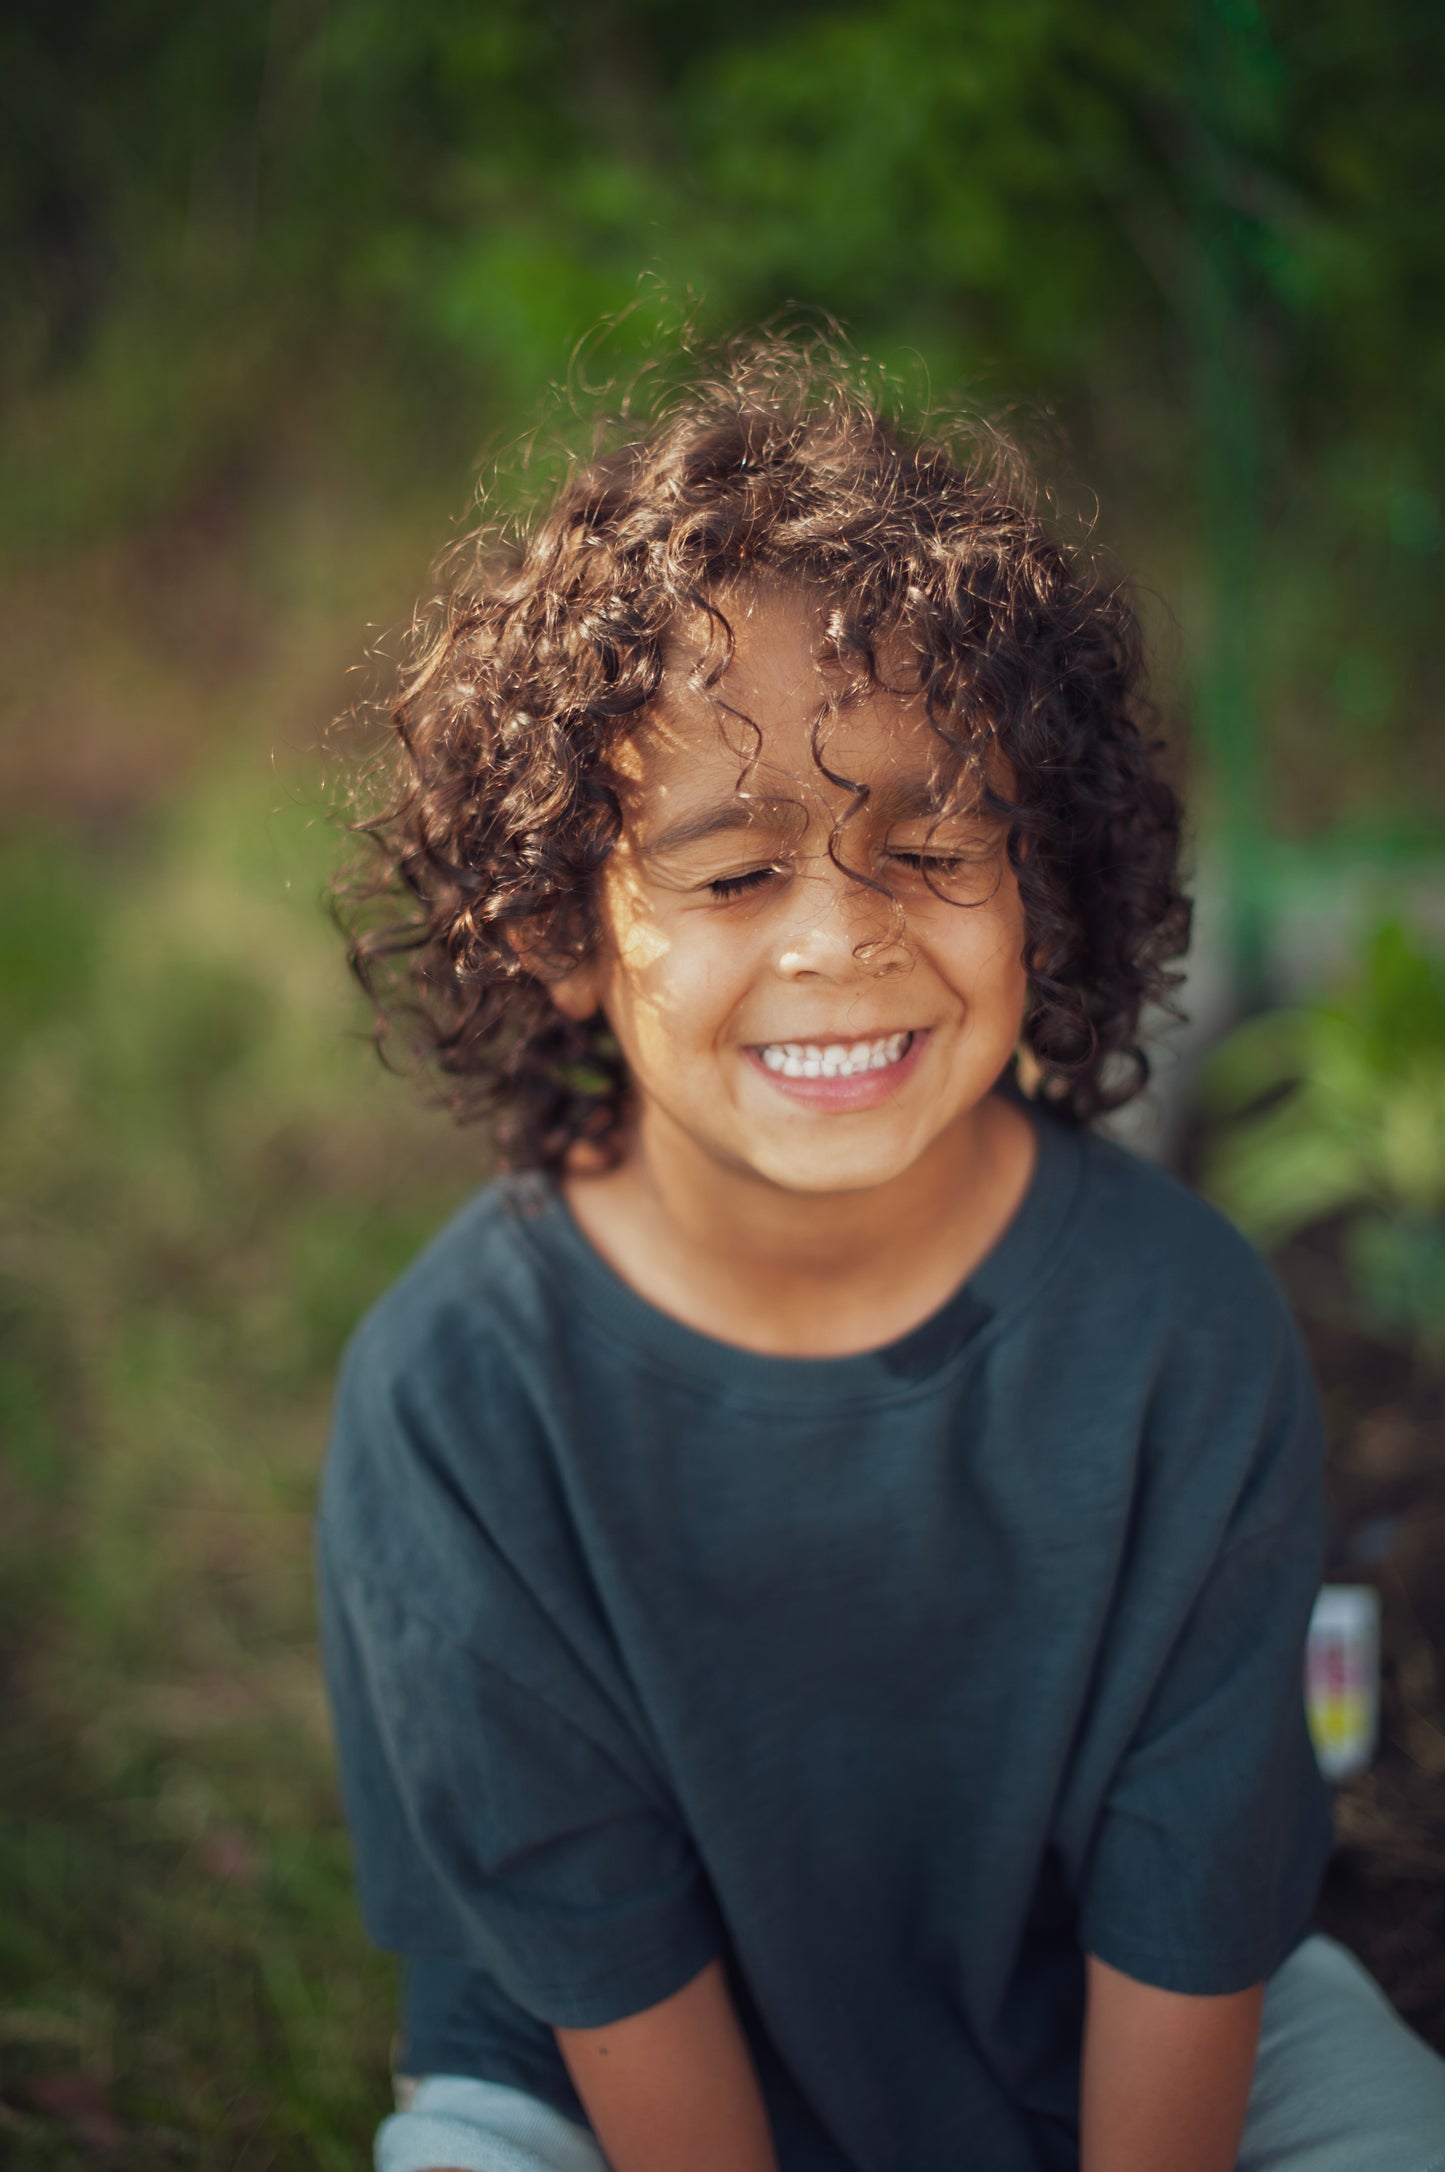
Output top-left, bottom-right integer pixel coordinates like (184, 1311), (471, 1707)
(707, 865), (780, 899)
(706, 848), (991, 898)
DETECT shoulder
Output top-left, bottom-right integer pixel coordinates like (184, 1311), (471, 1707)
(1059, 1123), (1323, 1533)
(1065, 1120), (1298, 1355)
(318, 1171), (564, 1579)
(338, 1166), (576, 1397)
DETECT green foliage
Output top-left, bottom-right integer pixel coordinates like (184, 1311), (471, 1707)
(0, 762), (480, 2166)
(1197, 917), (1445, 1364)
(3, 0), (1440, 835)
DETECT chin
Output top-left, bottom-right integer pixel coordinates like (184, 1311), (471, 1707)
(747, 1144), (921, 1196)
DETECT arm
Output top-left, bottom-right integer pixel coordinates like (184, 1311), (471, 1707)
(1080, 1951), (1264, 2172)
(554, 1955), (782, 2172)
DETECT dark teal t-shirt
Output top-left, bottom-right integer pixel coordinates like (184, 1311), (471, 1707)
(316, 1094), (1335, 2172)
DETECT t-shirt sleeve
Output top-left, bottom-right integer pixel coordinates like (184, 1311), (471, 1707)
(1073, 1294), (1337, 1995)
(316, 1529), (726, 2029)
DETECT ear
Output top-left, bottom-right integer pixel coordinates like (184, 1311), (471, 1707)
(503, 917), (605, 1022)
(546, 956), (605, 1022)
(1014, 1039), (1042, 1098)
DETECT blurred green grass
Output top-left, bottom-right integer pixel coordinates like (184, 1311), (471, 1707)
(0, 750), (485, 2167)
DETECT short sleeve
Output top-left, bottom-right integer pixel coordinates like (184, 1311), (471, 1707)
(316, 1532), (726, 2029)
(1074, 1304), (1337, 1995)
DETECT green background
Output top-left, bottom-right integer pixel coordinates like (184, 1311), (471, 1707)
(2, 3), (1441, 2163)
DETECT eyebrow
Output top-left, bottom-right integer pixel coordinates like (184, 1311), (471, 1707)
(636, 776), (982, 859)
(637, 797), (804, 858)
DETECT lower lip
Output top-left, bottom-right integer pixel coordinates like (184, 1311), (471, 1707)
(741, 1030), (931, 1110)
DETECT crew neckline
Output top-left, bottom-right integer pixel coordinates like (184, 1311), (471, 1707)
(504, 1088), (1086, 1406)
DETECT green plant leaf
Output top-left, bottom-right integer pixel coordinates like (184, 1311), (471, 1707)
(1342, 1210), (1445, 1367)
(1195, 1009), (1311, 1116)
(1195, 911), (1445, 1364)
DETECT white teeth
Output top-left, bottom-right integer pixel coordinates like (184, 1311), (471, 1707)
(756, 1031), (913, 1079)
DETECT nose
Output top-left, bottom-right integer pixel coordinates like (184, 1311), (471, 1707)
(774, 855), (910, 981)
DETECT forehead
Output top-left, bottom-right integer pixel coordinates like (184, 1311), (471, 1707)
(610, 586), (974, 826)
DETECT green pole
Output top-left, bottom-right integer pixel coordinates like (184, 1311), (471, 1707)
(1188, 0), (1278, 1011)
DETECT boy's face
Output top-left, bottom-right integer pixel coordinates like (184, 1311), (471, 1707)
(551, 586), (1030, 1197)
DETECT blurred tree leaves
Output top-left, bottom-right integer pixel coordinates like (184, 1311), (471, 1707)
(2, 0), (1441, 827)
(5, 0), (1440, 494)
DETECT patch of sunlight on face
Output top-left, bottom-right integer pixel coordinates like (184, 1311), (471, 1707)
(597, 845), (683, 1087)
(607, 842), (672, 970)
(601, 731), (676, 972)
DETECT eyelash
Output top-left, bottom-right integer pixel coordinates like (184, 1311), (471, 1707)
(708, 866), (778, 899)
(706, 853), (969, 900)
(892, 852), (969, 875)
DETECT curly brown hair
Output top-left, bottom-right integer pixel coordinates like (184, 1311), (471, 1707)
(334, 332), (1191, 1174)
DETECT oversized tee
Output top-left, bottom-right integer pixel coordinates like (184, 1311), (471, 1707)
(316, 1090), (1336, 2172)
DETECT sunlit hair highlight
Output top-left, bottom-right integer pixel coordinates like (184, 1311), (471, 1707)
(333, 331), (1192, 1172)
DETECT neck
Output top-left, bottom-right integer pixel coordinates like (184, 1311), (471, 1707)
(565, 1085), (1036, 1357)
(642, 1096), (1002, 1279)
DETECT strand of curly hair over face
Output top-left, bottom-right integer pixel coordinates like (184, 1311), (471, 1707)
(333, 334), (1192, 1174)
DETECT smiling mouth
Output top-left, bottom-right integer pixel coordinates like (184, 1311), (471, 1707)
(754, 1030), (915, 1080)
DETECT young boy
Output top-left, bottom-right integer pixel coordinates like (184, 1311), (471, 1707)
(317, 340), (1445, 2172)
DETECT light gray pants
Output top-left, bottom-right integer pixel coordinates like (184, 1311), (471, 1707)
(376, 1933), (1445, 2172)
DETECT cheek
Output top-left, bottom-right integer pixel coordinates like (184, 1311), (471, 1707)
(600, 859), (671, 974)
(613, 914), (753, 1068)
(616, 916), (670, 972)
(592, 864), (674, 1034)
(594, 896), (702, 1067)
(936, 889), (1029, 1019)
(986, 870), (1029, 975)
